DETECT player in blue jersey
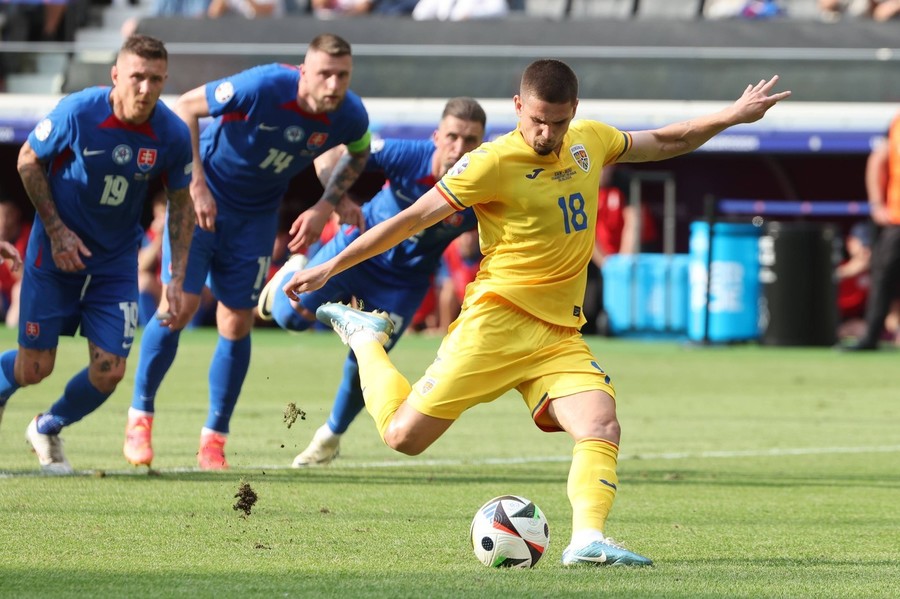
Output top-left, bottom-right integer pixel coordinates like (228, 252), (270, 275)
(255, 97), (486, 467)
(124, 33), (372, 470)
(0, 35), (195, 474)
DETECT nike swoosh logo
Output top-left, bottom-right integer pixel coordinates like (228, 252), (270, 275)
(83, 148), (105, 156)
(577, 551), (607, 563)
(122, 341), (133, 350)
(258, 123), (279, 131)
(250, 292), (260, 301)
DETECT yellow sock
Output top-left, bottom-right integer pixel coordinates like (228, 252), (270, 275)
(352, 340), (412, 440)
(567, 438), (619, 535)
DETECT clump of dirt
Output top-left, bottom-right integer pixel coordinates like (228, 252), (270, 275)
(233, 480), (258, 517)
(283, 402), (306, 429)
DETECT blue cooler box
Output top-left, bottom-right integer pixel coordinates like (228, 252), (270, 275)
(687, 222), (761, 343)
(602, 253), (689, 335)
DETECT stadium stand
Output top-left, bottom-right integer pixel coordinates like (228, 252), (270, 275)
(107, 16), (899, 102)
(568, 0), (635, 19)
(635, 0), (704, 19)
(3, 0), (899, 102)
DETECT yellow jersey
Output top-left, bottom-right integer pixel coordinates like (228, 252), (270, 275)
(437, 120), (631, 328)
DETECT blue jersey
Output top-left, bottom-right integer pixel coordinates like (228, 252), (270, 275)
(201, 63), (370, 214)
(26, 87), (192, 275)
(359, 137), (477, 284)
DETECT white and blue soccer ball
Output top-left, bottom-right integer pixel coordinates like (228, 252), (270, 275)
(470, 495), (550, 568)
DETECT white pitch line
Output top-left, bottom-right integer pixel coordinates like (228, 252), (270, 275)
(2, 444), (900, 479)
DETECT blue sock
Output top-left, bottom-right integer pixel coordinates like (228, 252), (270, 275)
(0, 350), (19, 404)
(36, 412), (66, 435)
(272, 276), (312, 332)
(206, 334), (251, 434)
(42, 368), (112, 430)
(131, 318), (181, 413)
(138, 290), (158, 326)
(326, 354), (366, 435)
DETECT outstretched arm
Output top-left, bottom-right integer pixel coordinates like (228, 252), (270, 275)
(17, 140), (92, 271)
(284, 187), (454, 298)
(621, 76), (791, 163)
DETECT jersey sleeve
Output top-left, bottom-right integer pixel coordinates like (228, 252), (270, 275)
(204, 66), (265, 118)
(436, 146), (498, 210)
(342, 93), (370, 152)
(27, 94), (77, 162)
(164, 119), (194, 191)
(367, 137), (411, 175)
(588, 121), (631, 165)
(346, 130), (371, 154)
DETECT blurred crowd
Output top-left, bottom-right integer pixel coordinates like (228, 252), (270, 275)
(3, 0), (899, 48)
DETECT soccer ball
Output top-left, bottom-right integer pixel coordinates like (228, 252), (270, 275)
(470, 495), (550, 568)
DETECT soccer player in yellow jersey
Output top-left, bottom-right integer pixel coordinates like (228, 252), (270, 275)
(284, 59), (790, 566)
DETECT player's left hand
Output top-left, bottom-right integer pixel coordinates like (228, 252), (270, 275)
(159, 281), (193, 330)
(0, 241), (22, 272)
(283, 263), (329, 300)
(288, 200), (331, 253)
(335, 196), (365, 232)
(49, 226), (91, 272)
(731, 76), (792, 124)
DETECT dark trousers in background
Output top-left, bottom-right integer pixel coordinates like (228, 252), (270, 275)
(862, 225), (900, 344)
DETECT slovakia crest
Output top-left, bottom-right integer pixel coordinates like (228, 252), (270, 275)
(570, 144), (590, 172)
(26, 321), (40, 340)
(307, 132), (328, 149)
(137, 148), (157, 171)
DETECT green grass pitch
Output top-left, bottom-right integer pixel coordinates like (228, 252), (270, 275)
(1, 327), (898, 598)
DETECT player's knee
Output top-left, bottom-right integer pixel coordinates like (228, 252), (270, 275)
(88, 362), (127, 393)
(18, 366), (51, 387)
(15, 352), (54, 387)
(383, 427), (429, 456)
(217, 305), (254, 338)
(576, 417), (621, 444)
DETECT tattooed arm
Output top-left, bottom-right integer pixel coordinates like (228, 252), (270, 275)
(17, 141), (92, 271)
(287, 145), (370, 253)
(159, 185), (196, 330)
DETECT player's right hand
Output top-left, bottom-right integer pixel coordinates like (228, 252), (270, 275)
(288, 202), (330, 253)
(50, 226), (91, 272)
(282, 264), (329, 300)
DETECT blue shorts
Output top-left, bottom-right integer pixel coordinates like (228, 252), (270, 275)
(302, 227), (431, 348)
(162, 209), (278, 310)
(18, 264), (139, 357)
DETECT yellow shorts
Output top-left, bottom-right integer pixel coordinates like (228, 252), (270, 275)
(407, 296), (616, 432)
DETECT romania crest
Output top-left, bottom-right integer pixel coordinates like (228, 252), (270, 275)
(570, 144), (590, 172)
